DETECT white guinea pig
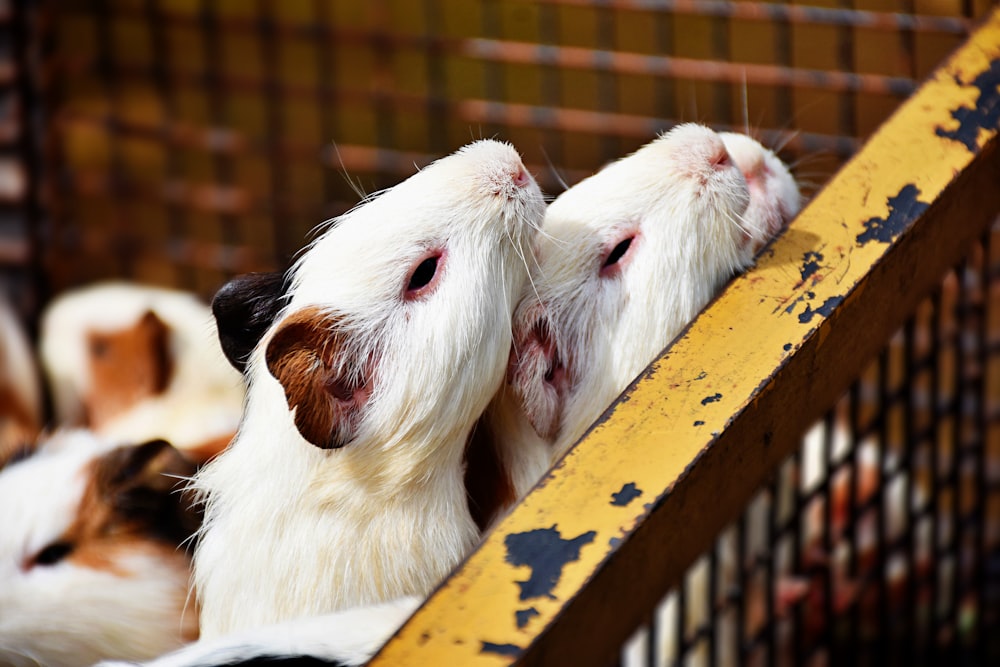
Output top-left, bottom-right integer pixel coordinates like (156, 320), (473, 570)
(468, 126), (801, 532)
(192, 139), (544, 638)
(39, 282), (245, 461)
(0, 430), (201, 667)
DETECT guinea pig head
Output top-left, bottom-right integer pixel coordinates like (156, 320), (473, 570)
(261, 139), (544, 456)
(509, 124), (752, 449)
(0, 432), (200, 667)
(84, 310), (174, 429)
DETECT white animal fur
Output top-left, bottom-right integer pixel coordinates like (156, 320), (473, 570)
(97, 596), (422, 667)
(39, 282), (245, 453)
(0, 430), (197, 667)
(489, 125), (752, 512)
(193, 139), (544, 637)
(0, 296), (42, 451)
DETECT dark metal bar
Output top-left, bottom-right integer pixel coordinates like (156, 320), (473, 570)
(144, 0), (195, 291)
(58, 1), (976, 36)
(197, 0), (240, 286)
(255, 0), (296, 266)
(91, 0), (132, 278)
(534, 0), (974, 34)
(312, 0), (342, 224)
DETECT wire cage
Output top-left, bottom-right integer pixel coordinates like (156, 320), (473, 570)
(3, 1), (1000, 666)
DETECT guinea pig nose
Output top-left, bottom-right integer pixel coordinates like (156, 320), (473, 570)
(513, 165), (531, 188)
(709, 146), (732, 170)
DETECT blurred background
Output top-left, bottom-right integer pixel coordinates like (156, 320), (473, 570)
(1, 0), (994, 323)
(1, 2), (999, 665)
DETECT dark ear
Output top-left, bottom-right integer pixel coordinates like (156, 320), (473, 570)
(265, 307), (371, 450)
(212, 272), (287, 373)
(93, 439), (202, 545)
(137, 310), (173, 394)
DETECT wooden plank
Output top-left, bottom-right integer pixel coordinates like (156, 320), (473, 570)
(369, 7), (1000, 667)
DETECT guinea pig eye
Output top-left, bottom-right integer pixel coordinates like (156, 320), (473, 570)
(404, 252), (444, 300)
(32, 541), (74, 567)
(600, 235), (636, 276)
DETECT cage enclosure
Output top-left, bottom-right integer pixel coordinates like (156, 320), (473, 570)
(3, 1), (1000, 666)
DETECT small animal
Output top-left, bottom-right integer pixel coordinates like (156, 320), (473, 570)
(475, 127), (800, 667)
(0, 296), (42, 460)
(0, 430), (201, 667)
(39, 282), (245, 461)
(192, 139), (544, 638)
(480, 124), (800, 526)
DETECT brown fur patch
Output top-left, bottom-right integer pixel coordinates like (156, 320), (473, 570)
(265, 307), (372, 449)
(464, 416), (516, 532)
(84, 310), (174, 428)
(179, 430), (236, 464)
(61, 440), (201, 575)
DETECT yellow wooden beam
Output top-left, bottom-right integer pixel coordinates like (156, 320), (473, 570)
(370, 9), (1000, 666)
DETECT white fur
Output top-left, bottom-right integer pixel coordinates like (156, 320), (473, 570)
(38, 282), (245, 452)
(487, 125), (764, 518)
(0, 430), (195, 667)
(96, 596), (421, 667)
(193, 140), (544, 637)
(719, 132), (802, 254)
(0, 296), (42, 435)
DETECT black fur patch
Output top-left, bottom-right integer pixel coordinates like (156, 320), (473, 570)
(212, 272), (288, 373)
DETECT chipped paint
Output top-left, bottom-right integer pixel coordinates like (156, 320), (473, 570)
(700, 393), (722, 405)
(783, 343), (793, 351)
(610, 483), (642, 507)
(515, 608), (540, 629)
(799, 251), (824, 282)
(481, 642), (522, 657)
(798, 296), (846, 324)
(855, 184), (930, 245)
(936, 57), (1000, 152)
(505, 526), (597, 601)
(693, 420), (705, 426)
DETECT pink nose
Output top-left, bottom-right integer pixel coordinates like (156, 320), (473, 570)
(709, 146), (732, 170)
(513, 165), (532, 188)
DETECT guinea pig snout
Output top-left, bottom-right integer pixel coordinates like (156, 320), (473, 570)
(508, 308), (567, 442)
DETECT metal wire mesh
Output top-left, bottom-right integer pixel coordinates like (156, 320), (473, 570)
(8, 1), (1000, 664)
(35, 0), (992, 299)
(622, 221), (1000, 666)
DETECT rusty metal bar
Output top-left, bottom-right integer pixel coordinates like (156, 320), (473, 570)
(534, 0), (974, 34)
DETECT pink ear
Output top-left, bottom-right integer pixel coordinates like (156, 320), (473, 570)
(507, 304), (566, 442)
(265, 307), (371, 449)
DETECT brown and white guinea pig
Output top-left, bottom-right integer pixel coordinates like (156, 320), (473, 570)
(0, 296), (42, 459)
(481, 125), (799, 523)
(192, 139), (544, 638)
(0, 429), (201, 667)
(39, 283), (245, 461)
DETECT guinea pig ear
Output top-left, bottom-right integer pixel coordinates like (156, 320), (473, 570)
(92, 439), (202, 545)
(137, 310), (173, 394)
(508, 306), (566, 442)
(212, 271), (288, 373)
(265, 307), (371, 450)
